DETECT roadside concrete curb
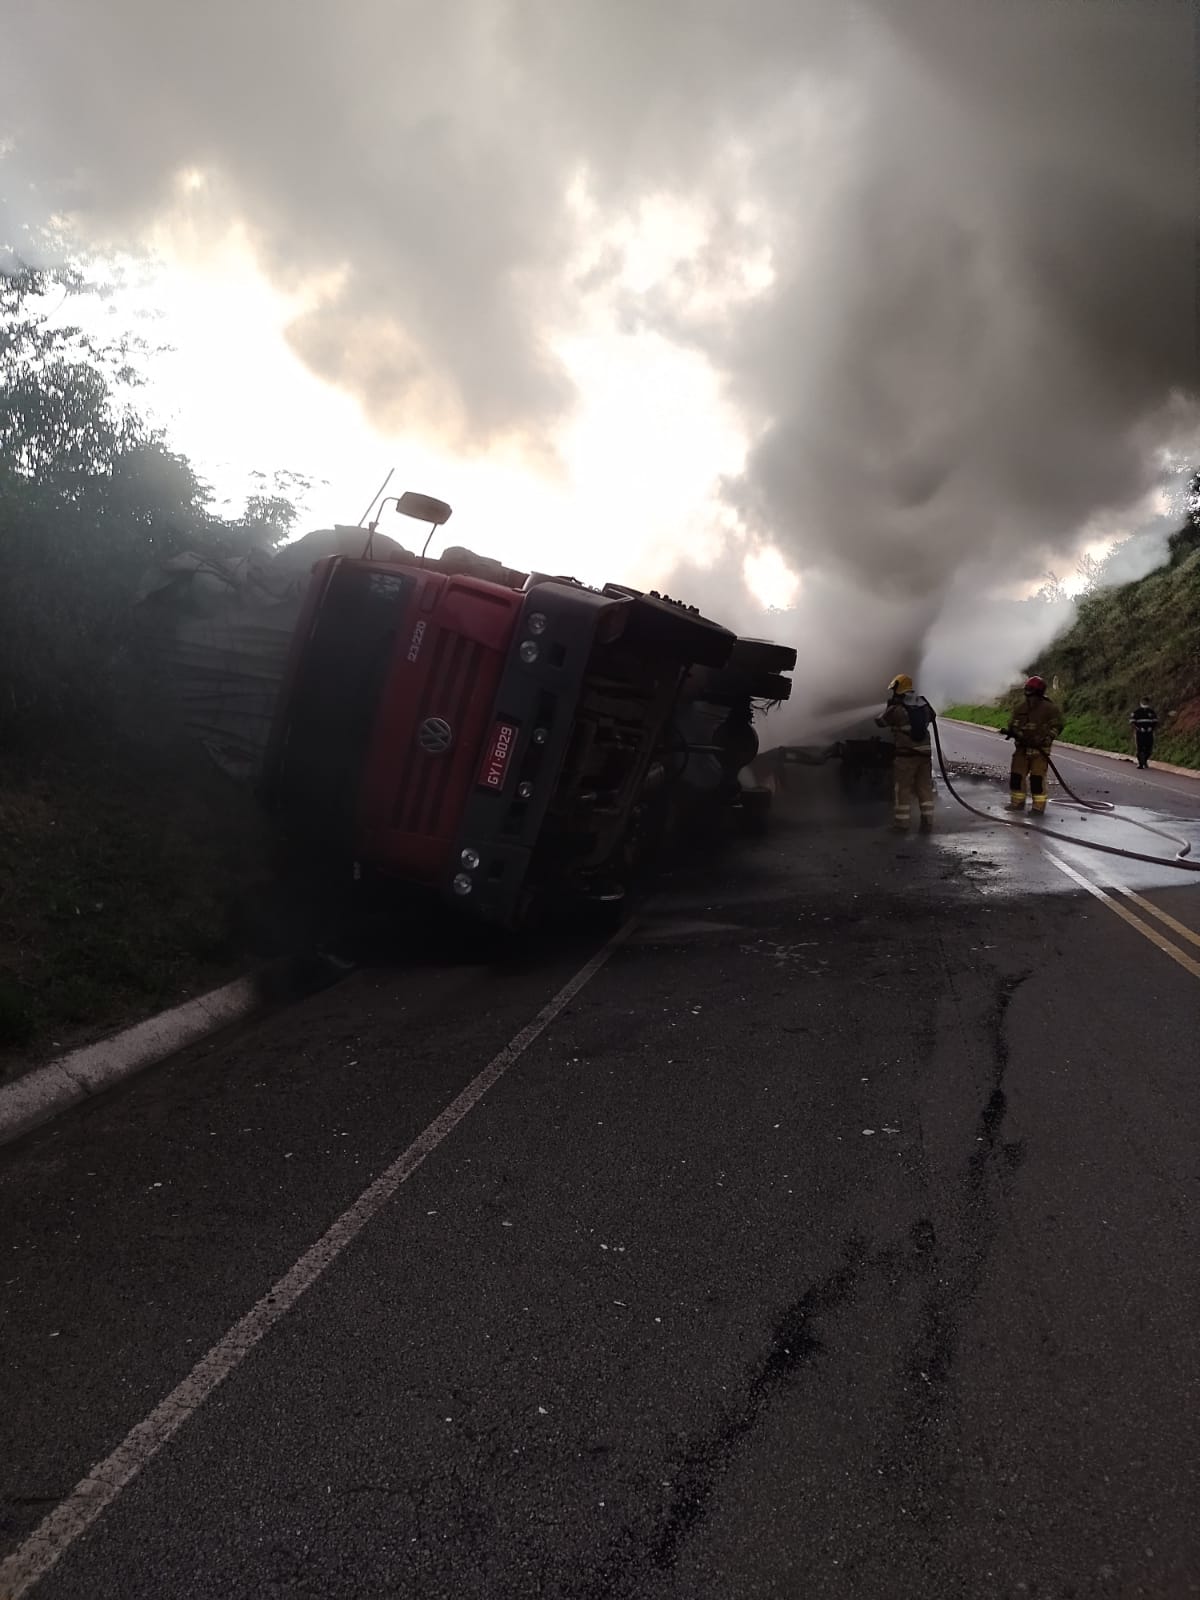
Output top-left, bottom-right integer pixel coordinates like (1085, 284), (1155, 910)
(0, 954), (351, 1149)
(942, 719), (1200, 780)
(0, 977), (259, 1148)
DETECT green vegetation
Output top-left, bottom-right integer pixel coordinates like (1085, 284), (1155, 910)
(0, 738), (273, 1057)
(944, 704), (1008, 730)
(0, 261), (304, 1064)
(943, 701), (1186, 762)
(945, 514), (1200, 771)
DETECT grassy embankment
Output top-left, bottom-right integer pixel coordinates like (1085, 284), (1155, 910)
(945, 541), (1200, 771)
(0, 731), (274, 1070)
(942, 702), (1200, 766)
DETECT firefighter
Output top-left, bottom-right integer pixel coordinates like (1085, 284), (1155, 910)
(876, 673), (937, 833)
(1130, 698), (1159, 769)
(1003, 676), (1064, 813)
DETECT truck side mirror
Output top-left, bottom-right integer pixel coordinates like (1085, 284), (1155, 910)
(396, 492), (452, 526)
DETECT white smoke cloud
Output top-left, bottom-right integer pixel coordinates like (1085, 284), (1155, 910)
(2, 0), (1196, 717)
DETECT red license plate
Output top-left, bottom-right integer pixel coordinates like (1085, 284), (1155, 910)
(477, 720), (519, 791)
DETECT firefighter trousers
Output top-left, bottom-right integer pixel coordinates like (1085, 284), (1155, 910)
(893, 751), (934, 827)
(1010, 747), (1050, 811)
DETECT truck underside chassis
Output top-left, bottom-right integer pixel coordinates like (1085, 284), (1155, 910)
(450, 604), (795, 922)
(547, 634), (799, 885)
(444, 582), (738, 923)
(532, 644), (798, 888)
(666, 639), (797, 840)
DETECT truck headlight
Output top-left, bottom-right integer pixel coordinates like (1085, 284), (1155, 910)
(519, 640), (540, 664)
(517, 781), (534, 800)
(452, 873), (473, 896)
(460, 847), (481, 870)
(527, 612), (548, 636)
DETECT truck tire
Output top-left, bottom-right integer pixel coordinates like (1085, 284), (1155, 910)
(750, 673), (792, 703)
(618, 594), (735, 669)
(685, 666), (792, 705)
(581, 891), (629, 934)
(729, 637), (797, 675)
(739, 786), (772, 837)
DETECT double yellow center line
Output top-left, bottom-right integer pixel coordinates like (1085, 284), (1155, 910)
(1046, 852), (1200, 981)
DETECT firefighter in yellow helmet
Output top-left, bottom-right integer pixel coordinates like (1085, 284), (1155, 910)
(1003, 676), (1064, 813)
(875, 673), (937, 833)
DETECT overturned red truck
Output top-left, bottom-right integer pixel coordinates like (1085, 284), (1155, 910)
(261, 492), (796, 926)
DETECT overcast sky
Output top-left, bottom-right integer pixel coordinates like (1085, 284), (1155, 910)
(2, 0), (1196, 710)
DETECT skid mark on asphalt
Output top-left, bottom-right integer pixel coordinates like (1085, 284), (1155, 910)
(650, 1235), (872, 1574)
(896, 971), (1030, 1410)
(640, 934), (1043, 1574)
(646, 958), (1035, 1577)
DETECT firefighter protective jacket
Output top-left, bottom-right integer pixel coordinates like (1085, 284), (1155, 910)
(1008, 696), (1064, 751)
(877, 693), (935, 756)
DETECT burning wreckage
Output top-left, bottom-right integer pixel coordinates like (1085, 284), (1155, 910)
(139, 491), (798, 928)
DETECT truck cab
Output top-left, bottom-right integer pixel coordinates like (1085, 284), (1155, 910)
(262, 541), (745, 926)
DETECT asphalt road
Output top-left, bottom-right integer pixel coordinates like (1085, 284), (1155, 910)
(3, 753), (1200, 1599)
(939, 718), (1200, 815)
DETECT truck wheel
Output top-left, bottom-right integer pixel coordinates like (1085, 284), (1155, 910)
(577, 889), (628, 934)
(684, 666), (791, 704)
(739, 786), (772, 837)
(750, 673), (792, 703)
(729, 638), (797, 675)
(619, 595), (735, 669)
(512, 888), (544, 934)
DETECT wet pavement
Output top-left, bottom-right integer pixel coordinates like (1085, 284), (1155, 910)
(937, 721), (1200, 945)
(2, 760), (1200, 1598)
(939, 719), (1200, 824)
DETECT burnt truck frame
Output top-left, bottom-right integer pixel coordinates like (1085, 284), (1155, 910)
(446, 575), (715, 924)
(261, 534), (790, 928)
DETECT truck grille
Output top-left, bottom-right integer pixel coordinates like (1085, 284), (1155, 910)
(393, 630), (486, 835)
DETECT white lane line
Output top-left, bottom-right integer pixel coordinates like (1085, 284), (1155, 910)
(1044, 853), (1200, 981)
(0, 922), (634, 1600)
(1050, 754), (1200, 806)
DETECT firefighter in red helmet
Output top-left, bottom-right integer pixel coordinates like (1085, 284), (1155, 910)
(1003, 676), (1064, 813)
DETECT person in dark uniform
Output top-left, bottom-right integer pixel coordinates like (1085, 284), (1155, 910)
(1130, 698), (1159, 769)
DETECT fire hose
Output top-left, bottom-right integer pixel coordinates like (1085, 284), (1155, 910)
(930, 720), (1200, 874)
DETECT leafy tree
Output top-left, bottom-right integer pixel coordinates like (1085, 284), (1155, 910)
(1167, 470), (1200, 565)
(0, 256), (320, 1046)
(1074, 550), (1109, 596)
(0, 260), (304, 739)
(243, 493), (299, 539)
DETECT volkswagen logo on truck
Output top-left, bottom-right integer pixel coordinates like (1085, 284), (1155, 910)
(417, 717), (453, 755)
